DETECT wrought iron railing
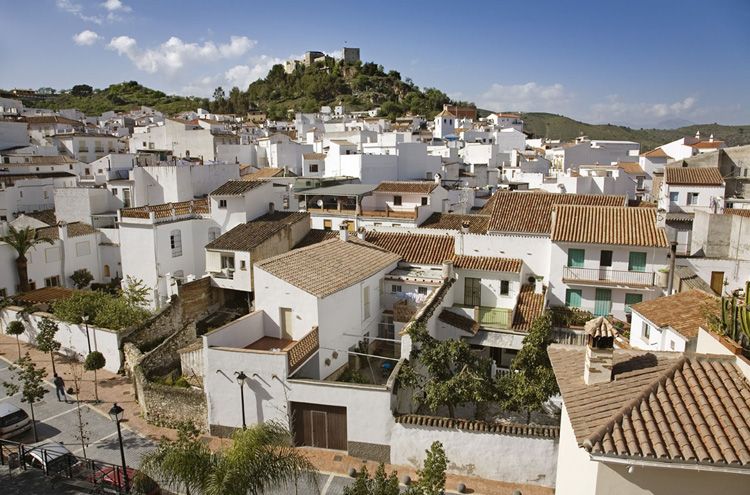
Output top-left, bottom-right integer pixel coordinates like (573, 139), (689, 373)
(562, 266), (655, 287)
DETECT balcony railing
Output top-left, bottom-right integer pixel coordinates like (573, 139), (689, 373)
(562, 266), (654, 287)
(361, 208), (418, 219)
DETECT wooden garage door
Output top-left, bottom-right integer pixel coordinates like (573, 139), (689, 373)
(291, 402), (347, 451)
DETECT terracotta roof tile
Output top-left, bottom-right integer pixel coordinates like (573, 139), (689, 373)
(24, 209), (57, 226)
(726, 209), (750, 218)
(551, 205), (669, 247)
(240, 168), (296, 180)
(453, 255), (522, 273)
(205, 212), (309, 251)
(512, 285), (546, 331)
(35, 222), (97, 240)
(691, 140), (724, 149)
(374, 181), (438, 194)
(617, 162), (645, 175)
(641, 148), (670, 158)
(255, 238), (401, 298)
(211, 180), (266, 196)
(293, 229), (339, 248)
(549, 346), (750, 468)
(419, 212), (489, 233)
(364, 231), (454, 265)
(13, 287), (78, 304)
(395, 414), (559, 438)
(438, 309), (479, 335)
(121, 198), (209, 219)
(303, 152), (327, 160)
(664, 167), (724, 186)
(485, 192), (626, 234)
(630, 290), (719, 339)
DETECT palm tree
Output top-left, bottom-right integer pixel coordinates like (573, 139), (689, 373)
(1, 226), (53, 293)
(140, 421), (314, 495)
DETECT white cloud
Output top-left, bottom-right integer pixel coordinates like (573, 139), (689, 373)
(224, 55), (284, 89)
(56, 0), (103, 24)
(478, 82), (570, 112)
(72, 30), (100, 46)
(589, 95), (697, 123)
(106, 35), (257, 74)
(101, 0), (131, 12)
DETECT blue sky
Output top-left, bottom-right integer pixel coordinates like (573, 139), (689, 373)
(1, 0), (749, 126)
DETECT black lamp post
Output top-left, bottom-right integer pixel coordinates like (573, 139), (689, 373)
(108, 403), (129, 493)
(82, 314), (92, 354)
(234, 371), (247, 429)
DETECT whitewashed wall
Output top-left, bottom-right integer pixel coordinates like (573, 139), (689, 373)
(0, 307), (122, 372)
(390, 423), (558, 487)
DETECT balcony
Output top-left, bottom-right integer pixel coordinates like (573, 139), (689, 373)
(361, 207), (418, 219)
(477, 307), (513, 329)
(562, 266), (654, 288)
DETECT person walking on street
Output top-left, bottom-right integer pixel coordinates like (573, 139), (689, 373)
(53, 373), (67, 403)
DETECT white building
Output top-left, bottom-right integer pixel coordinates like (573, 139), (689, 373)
(433, 109), (456, 140)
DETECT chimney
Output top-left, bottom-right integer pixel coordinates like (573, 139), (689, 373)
(460, 220), (470, 235)
(666, 241), (677, 295)
(709, 134), (714, 142)
(695, 130), (700, 140)
(534, 277), (544, 295)
(357, 226), (366, 240)
(441, 260), (454, 280)
(583, 317), (618, 385)
(268, 202), (275, 214)
(57, 222), (68, 242)
(339, 224), (349, 242)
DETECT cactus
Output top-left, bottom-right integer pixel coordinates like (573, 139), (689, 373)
(721, 281), (750, 343)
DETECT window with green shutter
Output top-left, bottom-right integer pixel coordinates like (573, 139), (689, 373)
(628, 252), (647, 272)
(624, 293), (643, 313)
(567, 248), (585, 268)
(565, 289), (582, 308)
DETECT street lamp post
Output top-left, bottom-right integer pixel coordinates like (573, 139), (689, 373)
(234, 371), (247, 429)
(82, 314), (92, 354)
(108, 403), (129, 493)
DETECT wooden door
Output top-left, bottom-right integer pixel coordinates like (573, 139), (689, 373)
(310, 411), (327, 448)
(280, 308), (293, 340)
(291, 402), (347, 451)
(710, 271), (724, 295)
(464, 277), (481, 307)
(594, 288), (612, 316)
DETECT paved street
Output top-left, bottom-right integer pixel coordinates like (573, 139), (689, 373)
(0, 360), (157, 470)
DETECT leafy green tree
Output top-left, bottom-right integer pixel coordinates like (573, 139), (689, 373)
(2, 353), (48, 442)
(84, 351), (106, 403)
(71, 268), (94, 289)
(70, 84), (93, 97)
(1, 225), (53, 293)
(122, 276), (150, 308)
(6, 320), (25, 361)
(36, 317), (61, 375)
(344, 464), (400, 495)
(400, 324), (494, 418)
(497, 312), (559, 423)
(407, 441), (447, 495)
(53, 290), (150, 331)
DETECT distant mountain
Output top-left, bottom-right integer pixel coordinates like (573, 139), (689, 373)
(519, 112), (750, 151)
(655, 118), (696, 130)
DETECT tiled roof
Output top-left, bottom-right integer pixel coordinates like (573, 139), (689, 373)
(485, 192), (626, 234)
(419, 212), (489, 234)
(512, 285), (546, 331)
(303, 152), (327, 160)
(691, 140), (724, 149)
(436, 109), (456, 118)
(293, 229), (339, 248)
(641, 148), (670, 158)
(240, 168), (296, 180)
(35, 222), (97, 240)
(373, 181), (438, 194)
(121, 198), (209, 219)
(205, 212), (309, 251)
(211, 180), (266, 196)
(395, 414), (559, 438)
(549, 346), (750, 468)
(364, 231), (454, 265)
(453, 255), (522, 273)
(255, 238), (401, 298)
(24, 116), (83, 126)
(438, 309), (479, 335)
(617, 162), (645, 175)
(673, 266), (716, 295)
(726, 209), (750, 218)
(664, 166), (724, 186)
(13, 287), (78, 304)
(24, 209), (57, 226)
(551, 205), (669, 247)
(18, 155), (78, 165)
(630, 290), (719, 339)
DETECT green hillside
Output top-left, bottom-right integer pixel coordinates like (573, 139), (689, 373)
(519, 112), (750, 151)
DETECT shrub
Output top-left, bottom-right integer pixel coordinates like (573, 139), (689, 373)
(53, 291), (150, 331)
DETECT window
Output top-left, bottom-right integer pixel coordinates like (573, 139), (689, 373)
(628, 252), (647, 272)
(123, 188), (131, 208)
(44, 275), (60, 287)
(363, 286), (371, 320)
(84, 168), (90, 175)
(170, 230), (182, 257)
(669, 191), (679, 203)
(103, 264), (110, 278)
(309, 164), (319, 173)
(240, 260), (246, 270)
(45, 247), (60, 263)
(642, 322), (650, 340)
(393, 195), (402, 206)
(421, 197), (428, 206)
(670, 340), (675, 350)
(624, 293), (643, 313)
(567, 248), (585, 268)
(220, 254), (234, 270)
(500, 280), (510, 296)
(391, 284), (402, 293)
(417, 287), (428, 295)
(565, 289), (582, 308)
(687, 192), (699, 205)
(112, 188), (118, 196)
(323, 219), (332, 230)
(600, 250), (613, 267)
(0, 288), (6, 298)
(464, 277), (481, 306)
(75, 241), (91, 257)
(218, 199), (227, 209)
(43, 191), (48, 200)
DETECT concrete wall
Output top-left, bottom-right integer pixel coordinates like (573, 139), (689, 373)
(691, 210), (750, 260)
(555, 405), (599, 494)
(391, 422), (558, 487)
(460, 233), (550, 280)
(1, 307), (122, 372)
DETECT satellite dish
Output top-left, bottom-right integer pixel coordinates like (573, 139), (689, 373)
(316, 199), (324, 208)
